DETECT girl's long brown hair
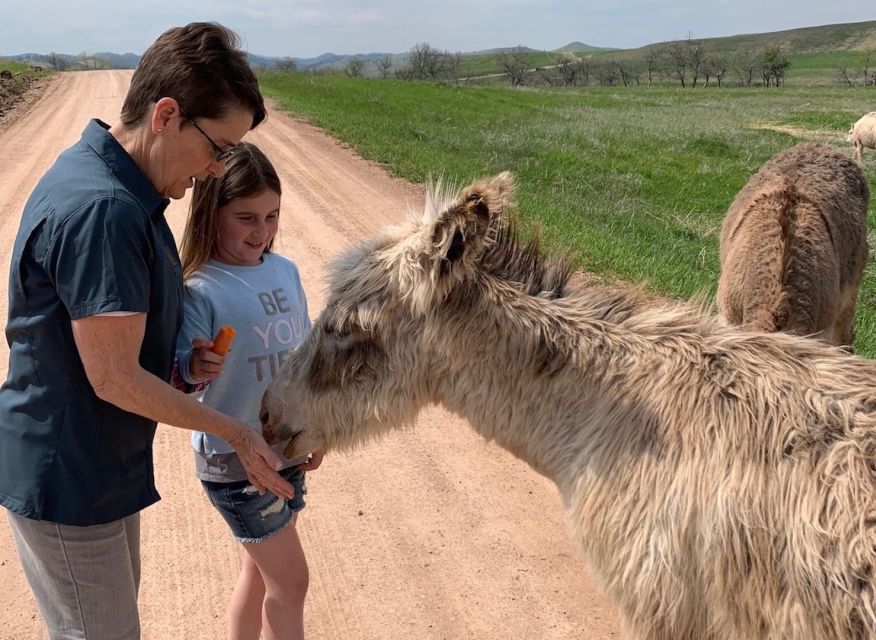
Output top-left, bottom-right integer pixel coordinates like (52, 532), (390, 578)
(180, 142), (282, 280)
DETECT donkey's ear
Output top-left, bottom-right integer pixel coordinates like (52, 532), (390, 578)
(428, 171), (515, 274)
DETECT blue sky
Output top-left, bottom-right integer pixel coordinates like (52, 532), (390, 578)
(1, 0), (872, 59)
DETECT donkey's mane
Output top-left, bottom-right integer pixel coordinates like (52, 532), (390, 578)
(481, 217), (572, 299)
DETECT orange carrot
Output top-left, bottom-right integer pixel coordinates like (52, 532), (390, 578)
(210, 325), (237, 356)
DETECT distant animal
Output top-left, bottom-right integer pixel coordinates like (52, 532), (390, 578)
(716, 142), (869, 347)
(848, 112), (876, 162)
(261, 171), (876, 640)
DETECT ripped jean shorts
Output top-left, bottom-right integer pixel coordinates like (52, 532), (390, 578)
(201, 466), (307, 543)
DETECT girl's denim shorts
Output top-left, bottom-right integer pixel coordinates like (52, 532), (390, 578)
(201, 465), (307, 543)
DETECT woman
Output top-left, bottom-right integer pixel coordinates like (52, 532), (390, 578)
(0, 22), (293, 639)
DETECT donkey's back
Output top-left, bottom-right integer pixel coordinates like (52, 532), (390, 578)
(716, 142), (869, 346)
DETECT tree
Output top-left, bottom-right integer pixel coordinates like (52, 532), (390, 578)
(47, 52), (67, 71)
(666, 40), (688, 87)
(734, 50), (757, 87)
(644, 47), (661, 87)
(376, 54), (392, 79)
(399, 43), (455, 81)
(686, 34), (706, 87)
(594, 61), (619, 86)
(855, 53), (874, 86)
(555, 54), (578, 86)
(446, 53), (462, 84)
(276, 57), (298, 73)
(711, 56), (728, 87)
(614, 59), (640, 86)
(499, 46), (528, 87)
(837, 64), (856, 87)
(344, 57), (364, 78)
(574, 58), (591, 86)
(761, 46), (790, 87)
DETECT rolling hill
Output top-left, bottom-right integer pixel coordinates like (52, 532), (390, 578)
(3, 19), (873, 75)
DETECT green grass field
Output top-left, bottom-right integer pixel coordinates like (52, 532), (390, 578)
(259, 73), (876, 355)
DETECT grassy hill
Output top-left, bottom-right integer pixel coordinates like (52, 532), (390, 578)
(455, 20), (876, 86)
(556, 41), (616, 53)
(659, 20), (876, 55)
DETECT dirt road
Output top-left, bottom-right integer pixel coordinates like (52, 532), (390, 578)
(0, 71), (619, 639)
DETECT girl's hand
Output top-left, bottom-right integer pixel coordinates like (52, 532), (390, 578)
(189, 337), (225, 381)
(299, 449), (326, 472)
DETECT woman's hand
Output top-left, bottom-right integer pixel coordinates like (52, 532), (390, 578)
(189, 337), (224, 381)
(226, 423), (294, 499)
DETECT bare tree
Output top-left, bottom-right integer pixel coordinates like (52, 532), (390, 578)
(344, 57), (364, 78)
(447, 53), (462, 84)
(644, 47), (661, 86)
(574, 58), (591, 86)
(837, 65), (856, 87)
(855, 53), (873, 86)
(276, 57), (297, 73)
(500, 46), (528, 87)
(594, 61), (620, 86)
(535, 67), (560, 87)
(614, 59), (641, 86)
(734, 50), (757, 87)
(47, 52), (67, 71)
(555, 54), (577, 86)
(400, 43), (455, 81)
(666, 40), (688, 87)
(375, 54), (392, 79)
(709, 56), (728, 87)
(686, 34), (706, 87)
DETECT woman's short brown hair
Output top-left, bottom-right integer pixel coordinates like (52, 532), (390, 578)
(121, 22), (266, 129)
(180, 142), (282, 279)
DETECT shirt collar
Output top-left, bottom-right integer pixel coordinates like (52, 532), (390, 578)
(81, 119), (170, 221)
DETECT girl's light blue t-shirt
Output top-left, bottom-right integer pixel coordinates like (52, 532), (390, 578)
(176, 252), (311, 480)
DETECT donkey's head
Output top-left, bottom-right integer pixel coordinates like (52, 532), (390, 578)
(261, 172), (519, 458)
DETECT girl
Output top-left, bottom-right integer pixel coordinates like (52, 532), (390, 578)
(175, 142), (323, 640)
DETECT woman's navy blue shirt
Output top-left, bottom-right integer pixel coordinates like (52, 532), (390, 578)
(0, 119), (184, 525)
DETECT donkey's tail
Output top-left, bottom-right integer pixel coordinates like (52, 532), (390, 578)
(738, 180), (813, 333)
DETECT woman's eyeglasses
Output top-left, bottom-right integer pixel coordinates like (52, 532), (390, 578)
(178, 107), (237, 163)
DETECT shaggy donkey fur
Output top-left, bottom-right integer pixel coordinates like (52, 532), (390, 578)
(262, 172), (876, 640)
(717, 142), (869, 347)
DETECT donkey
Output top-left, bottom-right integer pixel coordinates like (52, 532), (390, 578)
(716, 142), (869, 347)
(261, 172), (876, 640)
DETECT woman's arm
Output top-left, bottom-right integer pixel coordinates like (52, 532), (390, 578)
(71, 313), (293, 498)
